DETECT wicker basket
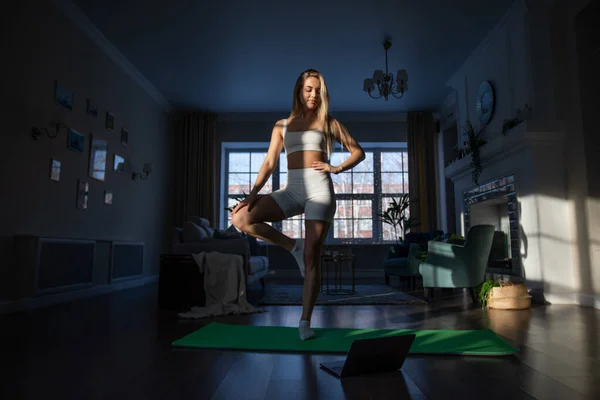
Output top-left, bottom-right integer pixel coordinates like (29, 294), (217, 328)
(487, 283), (531, 310)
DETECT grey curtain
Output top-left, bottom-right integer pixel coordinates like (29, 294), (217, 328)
(407, 111), (438, 232)
(173, 111), (218, 227)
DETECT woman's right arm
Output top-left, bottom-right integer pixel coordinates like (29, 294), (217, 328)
(249, 119), (285, 196)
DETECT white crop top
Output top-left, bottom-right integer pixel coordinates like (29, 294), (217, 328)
(282, 119), (327, 155)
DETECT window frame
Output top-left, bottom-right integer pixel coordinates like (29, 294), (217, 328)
(220, 142), (278, 233)
(220, 141), (408, 244)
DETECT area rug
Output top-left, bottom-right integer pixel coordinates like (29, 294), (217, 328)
(257, 284), (427, 305)
(172, 322), (518, 356)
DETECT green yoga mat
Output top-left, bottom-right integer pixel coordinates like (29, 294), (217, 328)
(172, 322), (518, 356)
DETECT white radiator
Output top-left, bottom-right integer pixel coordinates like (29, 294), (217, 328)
(13, 236), (146, 298)
(14, 236), (96, 297)
(110, 241), (144, 282)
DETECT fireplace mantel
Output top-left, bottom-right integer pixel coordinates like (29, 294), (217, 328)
(442, 118), (572, 300)
(445, 119), (566, 183)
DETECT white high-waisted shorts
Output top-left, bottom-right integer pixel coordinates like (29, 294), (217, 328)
(269, 168), (336, 223)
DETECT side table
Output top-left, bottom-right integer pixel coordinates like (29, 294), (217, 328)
(320, 251), (356, 295)
(158, 254), (205, 311)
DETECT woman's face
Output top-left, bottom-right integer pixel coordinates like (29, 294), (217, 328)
(300, 76), (321, 111)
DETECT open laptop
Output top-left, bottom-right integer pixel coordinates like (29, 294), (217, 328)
(319, 334), (416, 379)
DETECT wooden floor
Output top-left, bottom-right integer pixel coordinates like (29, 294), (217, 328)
(1, 280), (598, 400)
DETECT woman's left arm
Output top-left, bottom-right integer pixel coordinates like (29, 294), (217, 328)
(330, 119), (365, 174)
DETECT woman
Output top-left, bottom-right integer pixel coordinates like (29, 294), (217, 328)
(232, 69), (365, 340)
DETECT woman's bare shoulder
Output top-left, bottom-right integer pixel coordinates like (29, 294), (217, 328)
(270, 118), (289, 140)
(274, 117), (293, 129)
(327, 117), (343, 134)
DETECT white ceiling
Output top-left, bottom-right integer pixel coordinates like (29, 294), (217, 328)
(69, 0), (515, 113)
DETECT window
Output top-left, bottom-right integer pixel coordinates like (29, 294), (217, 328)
(221, 142), (408, 243)
(330, 151), (374, 240)
(330, 147), (409, 242)
(223, 146), (301, 237)
(224, 149), (274, 228)
(380, 151), (410, 241)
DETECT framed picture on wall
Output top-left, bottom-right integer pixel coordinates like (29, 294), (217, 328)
(50, 159), (61, 182)
(76, 180), (89, 209)
(113, 153), (125, 173)
(55, 81), (73, 110)
(106, 112), (114, 131)
(121, 128), (128, 145)
(88, 135), (108, 181)
(104, 190), (113, 205)
(87, 99), (98, 117)
(67, 129), (84, 153)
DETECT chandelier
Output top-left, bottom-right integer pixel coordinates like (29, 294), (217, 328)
(363, 40), (408, 100)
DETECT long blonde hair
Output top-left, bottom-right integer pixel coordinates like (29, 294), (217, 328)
(289, 69), (335, 158)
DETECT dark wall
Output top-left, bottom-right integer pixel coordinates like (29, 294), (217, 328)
(0, 0), (174, 299)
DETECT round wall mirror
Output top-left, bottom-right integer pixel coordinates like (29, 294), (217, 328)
(476, 81), (495, 125)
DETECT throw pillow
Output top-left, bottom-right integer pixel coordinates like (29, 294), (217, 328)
(190, 216), (215, 238)
(181, 221), (209, 242)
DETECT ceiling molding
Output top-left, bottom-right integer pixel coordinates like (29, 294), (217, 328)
(218, 111), (408, 123)
(332, 112), (408, 123)
(52, 0), (172, 113)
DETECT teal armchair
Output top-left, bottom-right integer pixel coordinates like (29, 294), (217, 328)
(384, 230), (443, 287)
(383, 242), (424, 289)
(419, 224), (495, 302)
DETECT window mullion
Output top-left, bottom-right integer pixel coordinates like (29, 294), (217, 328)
(373, 149), (382, 242)
(223, 151), (231, 229)
(272, 158), (281, 231)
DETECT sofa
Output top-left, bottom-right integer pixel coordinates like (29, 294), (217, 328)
(170, 217), (270, 288)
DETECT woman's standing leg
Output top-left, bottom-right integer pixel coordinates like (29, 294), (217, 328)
(299, 219), (330, 340)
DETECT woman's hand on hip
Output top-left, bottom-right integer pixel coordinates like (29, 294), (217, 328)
(312, 161), (340, 174)
(232, 192), (260, 214)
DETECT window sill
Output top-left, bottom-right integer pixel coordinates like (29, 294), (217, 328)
(258, 240), (394, 246)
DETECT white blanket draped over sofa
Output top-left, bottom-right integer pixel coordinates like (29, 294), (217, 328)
(178, 251), (266, 319)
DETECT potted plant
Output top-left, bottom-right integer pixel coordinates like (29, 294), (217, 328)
(416, 233), (464, 261)
(462, 120), (487, 186)
(477, 278), (531, 310)
(378, 194), (419, 246)
(433, 232), (465, 245)
(417, 250), (428, 262)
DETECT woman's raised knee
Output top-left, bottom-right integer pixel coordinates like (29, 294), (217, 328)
(231, 210), (250, 232)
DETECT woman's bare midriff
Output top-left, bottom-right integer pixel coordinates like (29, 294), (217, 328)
(286, 150), (327, 170)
